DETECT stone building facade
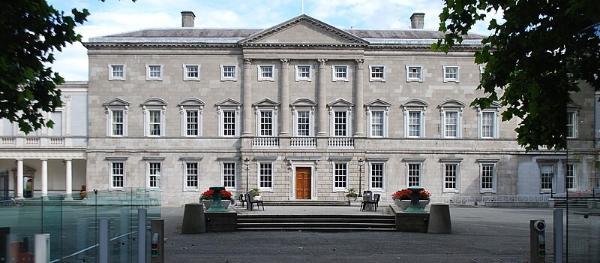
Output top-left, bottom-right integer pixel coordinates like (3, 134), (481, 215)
(1, 12), (597, 205)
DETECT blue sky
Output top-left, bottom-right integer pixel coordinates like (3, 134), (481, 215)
(47, 0), (497, 81)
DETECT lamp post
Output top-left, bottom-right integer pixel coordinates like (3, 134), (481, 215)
(244, 157), (250, 193)
(358, 158), (364, 197)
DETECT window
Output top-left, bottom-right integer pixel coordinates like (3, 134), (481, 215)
(408, 163), (421, 187)
(258, 65), (274, 81)
(540, 164), (554, 192)
(185, 162), (198, 190)
(296, 65), (311, 81)
(49, 111), (63, 136)
(111, 162), (124, 189)
(185, 110), (199, 136)
(333, 163), (348, 190)
(566, 163), (576, 190)
(221, 109), (237, 137)
(332, 65), (348, 81)
(333, 111), (348, 137)
(183, 64), (200, 80)
(370, 111), (385, 137)
(444, 163), (458, 191)
(259, 110), (274, 136)
(481, 111), (496, 138)
(111, 110), (124, 136)
(406, 66), (423, 82)
(370, 163), (384, 190)
(258, 162), (273, 190)
(223, 162), (236, 189)
(221, 65), (237, 81)
(146, 65), (163, 80)
(148, 110), (162, 136)
(408, 111), (423, 137)
(480, 163), (495, 192)
(567, 111), (577, 138)
(109, 64), (125, 80)
(296, 111), (311, 136)
(148, 162), (161, 189)
(443, 66), (459, 82)
(444, 111), (459, 138)
(369, 65), (385, 81)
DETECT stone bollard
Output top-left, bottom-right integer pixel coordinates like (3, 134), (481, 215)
(428, 204), (451, 234)
(181, 203), (206, 234)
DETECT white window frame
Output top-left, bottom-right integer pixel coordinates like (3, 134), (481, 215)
(220, 65), (237, 81)
(406, 65), (423, 82)
(143, 106), (166, 137)
(367, 109), (388, 138)
(110, 162), (125, 190)
(369, 65), (386, 82)
(441, 110), (462, 138)
(255, 108), (278, 137)
(257, 162), (273, 191)
(479, 109), (499, 139)
(180, 108), (201, 137)
(442, 162), (460, 193)
(183, 162), (199, 191)
(406, 162), (422, 187)
(222, 162), (237, 190)
(404, 110), (425, 138)
(566, 163), (577, 191)
(479, 162), (497, 193)
(332, 162), (348, 192)
(443, 66), (460, 82)
(183, 64), (200, 81)
(147, 162), (161, 189)
(540, 164), (554, 193)
(218, 106), (240, 137)
(293, 108), (314, 137)
(108, 64), (126, 80)
(369, 162), (385, 192)
(567, 111), (578, 139)
(146, 64), (163, 80)
(295, 65), (312, 81)
(106, 107), (128, 137)
(258, 65), (275, 81)
(330, 109), (351, 137)
(332, 65), (349, 81)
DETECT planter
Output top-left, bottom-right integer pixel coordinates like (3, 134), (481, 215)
(394, 199), (430, 211)
(201, 200), (231, 210)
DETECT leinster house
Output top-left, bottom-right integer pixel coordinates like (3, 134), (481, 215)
(0, 12), (597, 206)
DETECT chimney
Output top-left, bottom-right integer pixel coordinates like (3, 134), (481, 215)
(181, 11), (195, 27)
(410, 13), (425, 29)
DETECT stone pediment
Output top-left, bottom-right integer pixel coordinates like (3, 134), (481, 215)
(240, 15), (367, 47)
(102, 98), (129, 107)
(402, 99), (428, 109)
(290, 98), (316, 108)
(141, 98), (167, 107)
(438, 99), (466, 109)
(365, 99), (391, 108)
(253, 98), (280, 107)
(215, 98), (241, 107)
(178, 98), (205, 108)
(327, 98), (354, 108)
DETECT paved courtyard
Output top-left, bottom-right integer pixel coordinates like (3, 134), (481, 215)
(162, 206), (557, 262)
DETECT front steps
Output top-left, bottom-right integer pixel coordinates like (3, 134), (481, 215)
(237, 214), (396, 232)
(262, 200), (349, 206)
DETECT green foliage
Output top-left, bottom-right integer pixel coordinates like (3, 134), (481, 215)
(0, 1), (89, 133)
(434, 0), (600, 150)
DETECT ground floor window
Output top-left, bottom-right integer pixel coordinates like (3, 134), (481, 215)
(566, 163), (576, 190)
(259, 162), (273, 190)
(540, 164), (554, 192)
(333, 163), (348, 190)
(407, 163), (421, 187)
(111, 162), (124, 188)
(480, 163), (495, 192)
(370, 163), (384, 190)
(444, 163), (458, 191)
(148, 162), (161, 189)
(223, 162), (236, 189)
(185, 162), (198, 190)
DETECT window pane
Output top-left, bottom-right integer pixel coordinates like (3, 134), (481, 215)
(444, 164), (457, 189)
(408, 163), (420, 187)
(298, 66), (310, 78)
(223, 163), (236, 188)
(481, 164), (494, 190)
(566, 164), (575, 189)
(445, 67), (458, 80)
(482, 112), (495, 138)
(186, 110), (198, 136)
(334, 163), (347, 188)
(186, 65), (198, 78)
(445, 111), (458, 137)
(149, 65), (161, 78)
(335, 66), (347, 79)
(261, 66), (273, 78)
(223, 66), (236, 78)
(112, 110), (124, 136)
(112, 65), (124, 78)
(371, 111), (384, 137)
(260, 111), (273, 136)
(408, 111), (421, 137)
(371, 66), (384, 79)
(112, 162), (124, 188)
(259, 163), (272, 188)
(186, 162), (198, 188)
(297, 111), (310, 136)
(334, 111), (347, 136)
(149, 162), (160, 188)
(149, 110), (161, 136)
(567, 112), (576, 138)
(223, 110), (236, 136)
(371, 163), (384, 189)
(408, 67), (421, 79)
(541, 165), (553, 190)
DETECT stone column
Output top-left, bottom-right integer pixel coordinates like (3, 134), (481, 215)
(65, 159), (72, 197)
(242, 58), (253, 136)
(16, 159), (23, 199)
(41, 159), (48, 197)
(317, 58), (328, 136)
(279, 59), (290, 135)
(354, 59), (365, 137)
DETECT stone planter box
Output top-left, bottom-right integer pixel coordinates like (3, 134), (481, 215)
(394, 199), (430, 211)
(201, 200), (231, 210)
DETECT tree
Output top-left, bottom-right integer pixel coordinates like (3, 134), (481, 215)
(0, 1), (89, 133)
(434, 0), (600, 150)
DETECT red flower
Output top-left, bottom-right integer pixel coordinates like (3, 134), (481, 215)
(200, 189), (233, 200)
(391, 188), (430, 200)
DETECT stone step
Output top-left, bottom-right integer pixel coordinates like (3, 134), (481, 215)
(261, 201), (349, 206)
(238, 222), (395, 228)
(237, 227), (396, 232)
(236, 214), (396, 232)
(237, 217), (394, 223)
(238, 214), (394, 219)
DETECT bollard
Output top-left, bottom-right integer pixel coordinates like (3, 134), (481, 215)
(99, 218), (109, 263)
(530, 219), (546, 263)
(150, 220), (164, 263)
(34, 234), (49, 263)
(0, 227), (8, 263)
(427, 204), (452, 234)
(138, 208), (147, 263)
(181, 203), (206, 234)
(553, 209), (563, 263)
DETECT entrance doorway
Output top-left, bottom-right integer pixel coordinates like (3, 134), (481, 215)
(295, 167), (311, 199)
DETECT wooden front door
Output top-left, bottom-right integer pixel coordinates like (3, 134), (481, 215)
(295, 167), (311, 199)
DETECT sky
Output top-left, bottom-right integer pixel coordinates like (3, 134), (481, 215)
(47, 0), (498, 81)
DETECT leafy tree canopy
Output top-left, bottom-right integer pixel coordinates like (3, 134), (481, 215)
(435, 0), (600, 150)
(0, 1), (89, 133)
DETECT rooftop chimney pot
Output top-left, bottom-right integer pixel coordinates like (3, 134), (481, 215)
(410, 13), (425, 29)
(181, 11), (195, 28)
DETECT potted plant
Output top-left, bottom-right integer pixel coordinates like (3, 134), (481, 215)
(391, 188), (431, 210)
(346, 188), (358, 201)
(200, 188), (233, 210)
(249, 188), (261, 201)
